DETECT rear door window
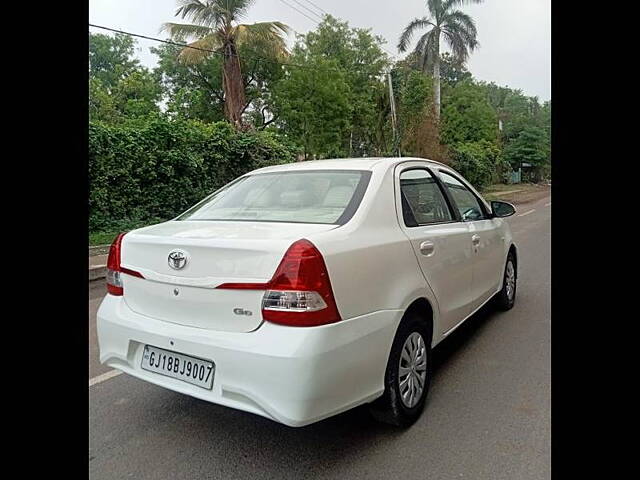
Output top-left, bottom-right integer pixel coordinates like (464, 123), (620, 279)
(400, 169), (453, 226)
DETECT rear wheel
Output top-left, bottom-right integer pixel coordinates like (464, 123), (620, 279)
(369, 313), (432, 427)
(495, 252), (517, 311)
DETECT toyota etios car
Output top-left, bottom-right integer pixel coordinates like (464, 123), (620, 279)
(97, 157), (517, 427)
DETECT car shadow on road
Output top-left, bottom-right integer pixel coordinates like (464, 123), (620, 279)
(431, 301), (497, 374)
(124, 303), (502, 478)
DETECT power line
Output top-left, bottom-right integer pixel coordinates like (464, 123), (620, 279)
(289, 0), (324, 22)
(89, 22), (395, 74)
(275, 0), (397, 60)
(300, 0), (328, 15)
(276, 0), (321, 25)
(89, 23), (343, 73)
(89, 23), (231, 57)
(295, 0), (398, 60)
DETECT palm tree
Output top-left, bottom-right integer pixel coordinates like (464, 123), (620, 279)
(398, 0), (482, 121)
(162, 0), (289, 127)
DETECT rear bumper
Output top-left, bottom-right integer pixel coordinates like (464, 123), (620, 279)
(97, 295), (403, 427)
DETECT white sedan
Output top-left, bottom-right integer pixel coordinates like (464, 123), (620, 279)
(97, 157), (517, 427)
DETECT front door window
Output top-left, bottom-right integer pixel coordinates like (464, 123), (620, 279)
(438, 171), (486, 222)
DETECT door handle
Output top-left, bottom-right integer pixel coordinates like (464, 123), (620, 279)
(471, 234), (481, 246)
(419, 240), (435, 256)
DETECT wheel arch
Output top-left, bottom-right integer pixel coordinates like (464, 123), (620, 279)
(402, 297), (434, 346)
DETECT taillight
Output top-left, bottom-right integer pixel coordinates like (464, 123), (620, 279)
(217, 239), (341, 327)
(106, 233), (144, 296)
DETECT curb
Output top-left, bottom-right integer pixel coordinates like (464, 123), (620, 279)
(90, 248), (109, 281)
(89, 244), (110, 257)
(90, 265), (107, 281)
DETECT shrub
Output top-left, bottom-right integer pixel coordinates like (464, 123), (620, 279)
(89, 117), (299, 233)
(449, 140), (505, 189)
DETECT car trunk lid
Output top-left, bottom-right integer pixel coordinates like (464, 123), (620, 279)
(120, 221), (337, 332)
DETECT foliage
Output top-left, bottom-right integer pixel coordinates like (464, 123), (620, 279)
(89, 33), (140, 89)
(89, 77), (119, 124)
(441, 80), (498, 145)
(394, 70), (447, 162)
(152, 42), (225, 123)
(450, 140), (505, 188)
(89, 33), (161, 123)
(395, 51), (470, 89)
(539, 101), (551, 138)
(296, 16), (391, 156)
(476, 81), (551, 178)
(161, 0), (289, 127)
(272, 56), (351, 159)
(479, 81), (512, 113)
(399, 70), (433, 128)
(439, 52), (472, 87)
(271, 16), (391, 158)
(89, 117), (299, 232)
(403, 114), (450, 163)
(501, 91), (534, 141)
(87, 10), (551, 234)
(113, 69), (162, 118)
(397, 0), (482, 69)
(503, 126), (550, 172)
(397, 0), (483, 119)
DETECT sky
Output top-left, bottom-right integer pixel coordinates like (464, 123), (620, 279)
(89, 0), (551, 101)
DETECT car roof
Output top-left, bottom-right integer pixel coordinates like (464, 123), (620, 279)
(250, 157), (450, 174)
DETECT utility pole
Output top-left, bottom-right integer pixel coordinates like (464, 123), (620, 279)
(387, 72), (401, 157)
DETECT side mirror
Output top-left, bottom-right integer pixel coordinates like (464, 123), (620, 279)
(491, 201), (516, 218)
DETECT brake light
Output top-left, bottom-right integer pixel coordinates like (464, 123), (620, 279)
(217, 239), (341, 327)
(106, 233), (144, 296)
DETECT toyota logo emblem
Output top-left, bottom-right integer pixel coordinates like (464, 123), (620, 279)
(168, 250), (188, 270)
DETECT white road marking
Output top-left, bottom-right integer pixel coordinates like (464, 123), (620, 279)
(89, 369), (122, 387)
(518, 209), (535, 217)
(545, 202), (551, 207)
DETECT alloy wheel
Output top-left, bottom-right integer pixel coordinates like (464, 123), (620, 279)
(398, 332), (427, 408)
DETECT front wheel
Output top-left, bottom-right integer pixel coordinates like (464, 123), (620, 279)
(369, 313), (432, 427)
(495, 252), (517, 311)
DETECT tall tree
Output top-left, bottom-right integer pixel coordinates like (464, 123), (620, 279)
(272, 56), (351, 160)
(282, 16), (390, 156)
(152, 42), (226, 123)
(89, 33), (140, 89)
(89, 33), (161, 123)
(441, 79), (497, 146)
(397, 70), (448, 161)
(398, 0), (483, 120)
(162, 0), (289, 128)
(504, 126), (550, 181)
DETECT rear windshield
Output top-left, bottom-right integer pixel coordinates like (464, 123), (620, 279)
(177, 170), (371, 225)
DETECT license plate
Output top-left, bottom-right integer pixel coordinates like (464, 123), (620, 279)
(141, 345), (215, 390)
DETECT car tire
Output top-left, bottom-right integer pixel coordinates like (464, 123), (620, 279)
(369, 313), (432, 427)
(495, 252), (517, 311)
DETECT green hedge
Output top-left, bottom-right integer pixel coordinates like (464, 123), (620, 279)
(89, 117), (299, 233)
(449, 140), (506, 189)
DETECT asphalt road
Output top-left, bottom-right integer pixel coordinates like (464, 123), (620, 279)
(89, 194), (551, 480)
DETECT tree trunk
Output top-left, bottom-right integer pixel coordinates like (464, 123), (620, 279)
(222, 41), (246, 129)
(433, 34), (441, 122)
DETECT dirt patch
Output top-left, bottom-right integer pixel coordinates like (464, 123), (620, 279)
(483, 183), (551, 206)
